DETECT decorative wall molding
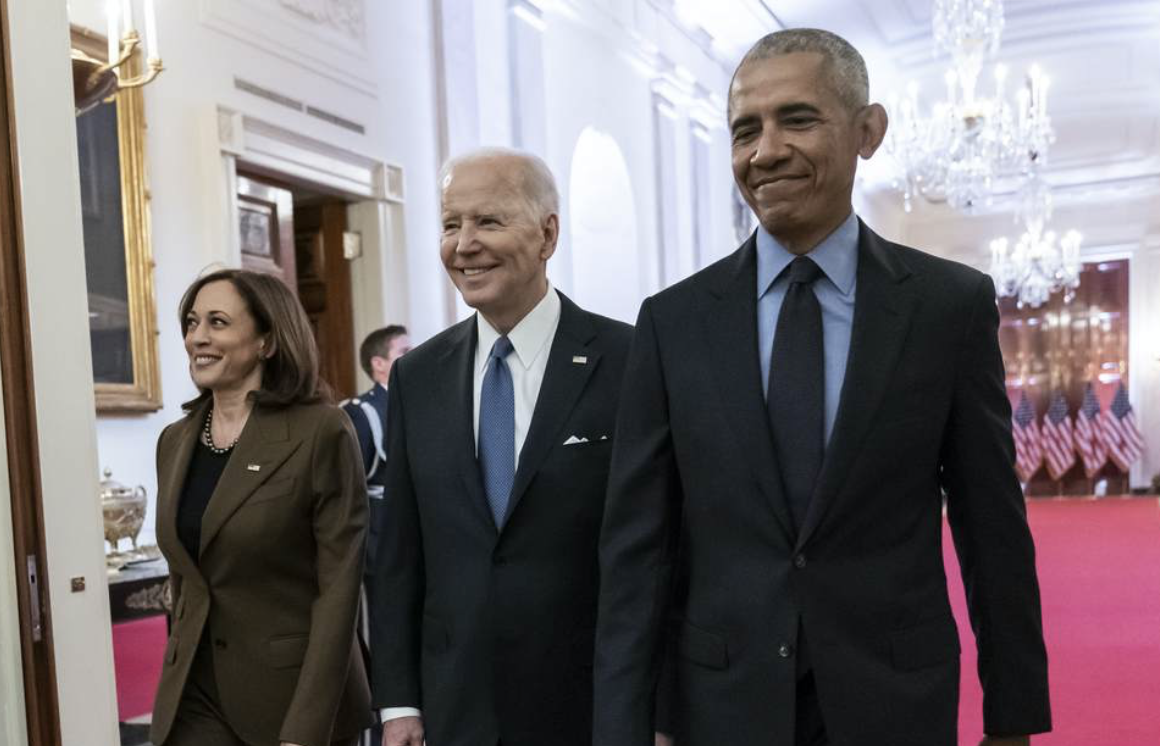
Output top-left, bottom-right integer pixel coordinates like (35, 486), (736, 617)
(278, 0), (365, 42)
(216, 106), (396, 201)
(200, 0), (375, 96)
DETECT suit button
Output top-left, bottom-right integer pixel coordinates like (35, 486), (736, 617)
(778, 643), (794, 658)
(214, 639), (228, 650)
(794, 555), (807, 569)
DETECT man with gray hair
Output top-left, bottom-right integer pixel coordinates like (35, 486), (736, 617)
(368, 148), (634, 746)
(594, 29), (1050, 746)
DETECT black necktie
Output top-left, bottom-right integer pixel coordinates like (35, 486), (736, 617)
(767, 256), (824, 533)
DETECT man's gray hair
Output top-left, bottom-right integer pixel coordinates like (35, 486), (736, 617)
(734, 28), (870, 113)
(439, 146), (560, 219)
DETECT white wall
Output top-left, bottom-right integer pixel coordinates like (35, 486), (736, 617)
(442, 0), (736, 325)
(6, 0), (120, 742)
(65, 0), (445, 546)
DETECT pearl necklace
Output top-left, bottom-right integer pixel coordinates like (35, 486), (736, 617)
(202, 409), (239, 455)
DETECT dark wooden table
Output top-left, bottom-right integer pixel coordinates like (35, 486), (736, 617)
(108, 555), (170, 622)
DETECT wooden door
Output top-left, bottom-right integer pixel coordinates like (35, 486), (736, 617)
(1, 13), (62, 745)
(295, 202), (356, 399)
(237, 174), (297, 293)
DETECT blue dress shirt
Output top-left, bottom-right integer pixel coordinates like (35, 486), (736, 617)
(757, 212), (859, 447)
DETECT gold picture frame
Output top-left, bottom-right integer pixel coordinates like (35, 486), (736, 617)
(73, 26), (161, 412)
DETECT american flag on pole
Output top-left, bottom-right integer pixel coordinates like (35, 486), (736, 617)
(1074, 382), (1107, 478)
(1012, 390), (1043, 482)
(1041, 391), (1076, 481)
(1103, 382), (1146, 472)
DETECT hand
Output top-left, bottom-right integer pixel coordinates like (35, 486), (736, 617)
(655, 733), (674, 746)
(980, 737), (1030, 746)
(280, 742), (306, 746)
(383, 715), (424, 746)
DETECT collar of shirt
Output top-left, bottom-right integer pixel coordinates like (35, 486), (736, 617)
(756, 211), (859, 300)
(475, 284), (562, 374)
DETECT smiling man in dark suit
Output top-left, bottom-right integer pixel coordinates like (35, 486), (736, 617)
(368, 147), (633, 746)
(594, 29), (1050, 746)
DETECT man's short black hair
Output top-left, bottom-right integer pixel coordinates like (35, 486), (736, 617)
(359, 325), (408, 378)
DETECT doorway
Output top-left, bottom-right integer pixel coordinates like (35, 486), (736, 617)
(235, 171), (358, 400)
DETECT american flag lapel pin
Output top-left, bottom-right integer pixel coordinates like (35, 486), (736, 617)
(572, 356), (588, 365)
(247, 463), (261, 472)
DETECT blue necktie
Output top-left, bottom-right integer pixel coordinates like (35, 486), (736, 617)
(479, 336), (516, 528)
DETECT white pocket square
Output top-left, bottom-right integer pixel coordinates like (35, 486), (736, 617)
(563, 435), (610, 445)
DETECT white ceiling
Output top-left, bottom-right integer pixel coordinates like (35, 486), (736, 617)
(760, 0), (1160, 208)
(671, 0), (1160, 260)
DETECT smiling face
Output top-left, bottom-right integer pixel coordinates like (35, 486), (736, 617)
(729, 52), (886, 253)
(183, 280), (267, 396)
(439, 156), (558, 333)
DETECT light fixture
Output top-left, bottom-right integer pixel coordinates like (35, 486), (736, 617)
(989, 168), (1082, 308)
(883, 0), (1055, 212)
(72, 0), (163, 116)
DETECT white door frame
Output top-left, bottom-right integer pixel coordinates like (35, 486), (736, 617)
(212, 106), (411, 389)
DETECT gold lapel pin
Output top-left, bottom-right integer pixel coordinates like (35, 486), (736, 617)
(572, 356), (588, 365)
(247, 463), (261, 472)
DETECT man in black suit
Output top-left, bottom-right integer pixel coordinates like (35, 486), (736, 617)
(369, 148), (633, 746)
(594, 29), (1050, 746)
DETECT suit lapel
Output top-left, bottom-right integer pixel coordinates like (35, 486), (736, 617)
(503, 294), (600, 528)
(198, 405), (302, 557)
(703, 237), (796, 541)
(438, 318), (497, 532)
(156, 401), (208, 583)
(797, 221), (918, 549)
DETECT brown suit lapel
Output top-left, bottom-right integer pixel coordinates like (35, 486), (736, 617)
(198, 404), (302, 557)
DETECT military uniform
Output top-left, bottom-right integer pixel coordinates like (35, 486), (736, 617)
(341, 383), (388, 569)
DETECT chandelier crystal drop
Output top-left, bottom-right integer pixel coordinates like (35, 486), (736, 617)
(884, 0), (1055, 212)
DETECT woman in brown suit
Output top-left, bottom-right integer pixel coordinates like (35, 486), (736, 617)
(151, 269), (373, 746)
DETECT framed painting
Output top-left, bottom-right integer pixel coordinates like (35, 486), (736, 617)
(72, 26), (161, 412)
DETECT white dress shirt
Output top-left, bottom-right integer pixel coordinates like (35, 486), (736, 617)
(381, 285), (561, 724)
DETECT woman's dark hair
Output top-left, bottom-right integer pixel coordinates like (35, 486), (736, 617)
(178, 268), (330, 412)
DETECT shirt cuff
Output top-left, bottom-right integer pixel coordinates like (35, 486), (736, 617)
(380, 707), (422, 722)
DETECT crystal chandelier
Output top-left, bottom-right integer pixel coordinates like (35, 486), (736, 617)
(989, 169), (1082, 308)
(883, 0), (1055, 212)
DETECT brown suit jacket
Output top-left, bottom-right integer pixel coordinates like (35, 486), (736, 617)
(151, 399), (373, 746)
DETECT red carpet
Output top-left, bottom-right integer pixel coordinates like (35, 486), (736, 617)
(108, 500), (1160, 737)
(945, 498), (1160, 744)
(112, 615), (167, 721)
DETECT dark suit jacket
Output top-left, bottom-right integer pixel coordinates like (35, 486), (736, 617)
(369, 293), (632, 746)
(151, 400), (374, 746)
(593, 223), (1050, 746)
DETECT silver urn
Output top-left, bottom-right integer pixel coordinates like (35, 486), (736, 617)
(100, 467), (147, 557)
